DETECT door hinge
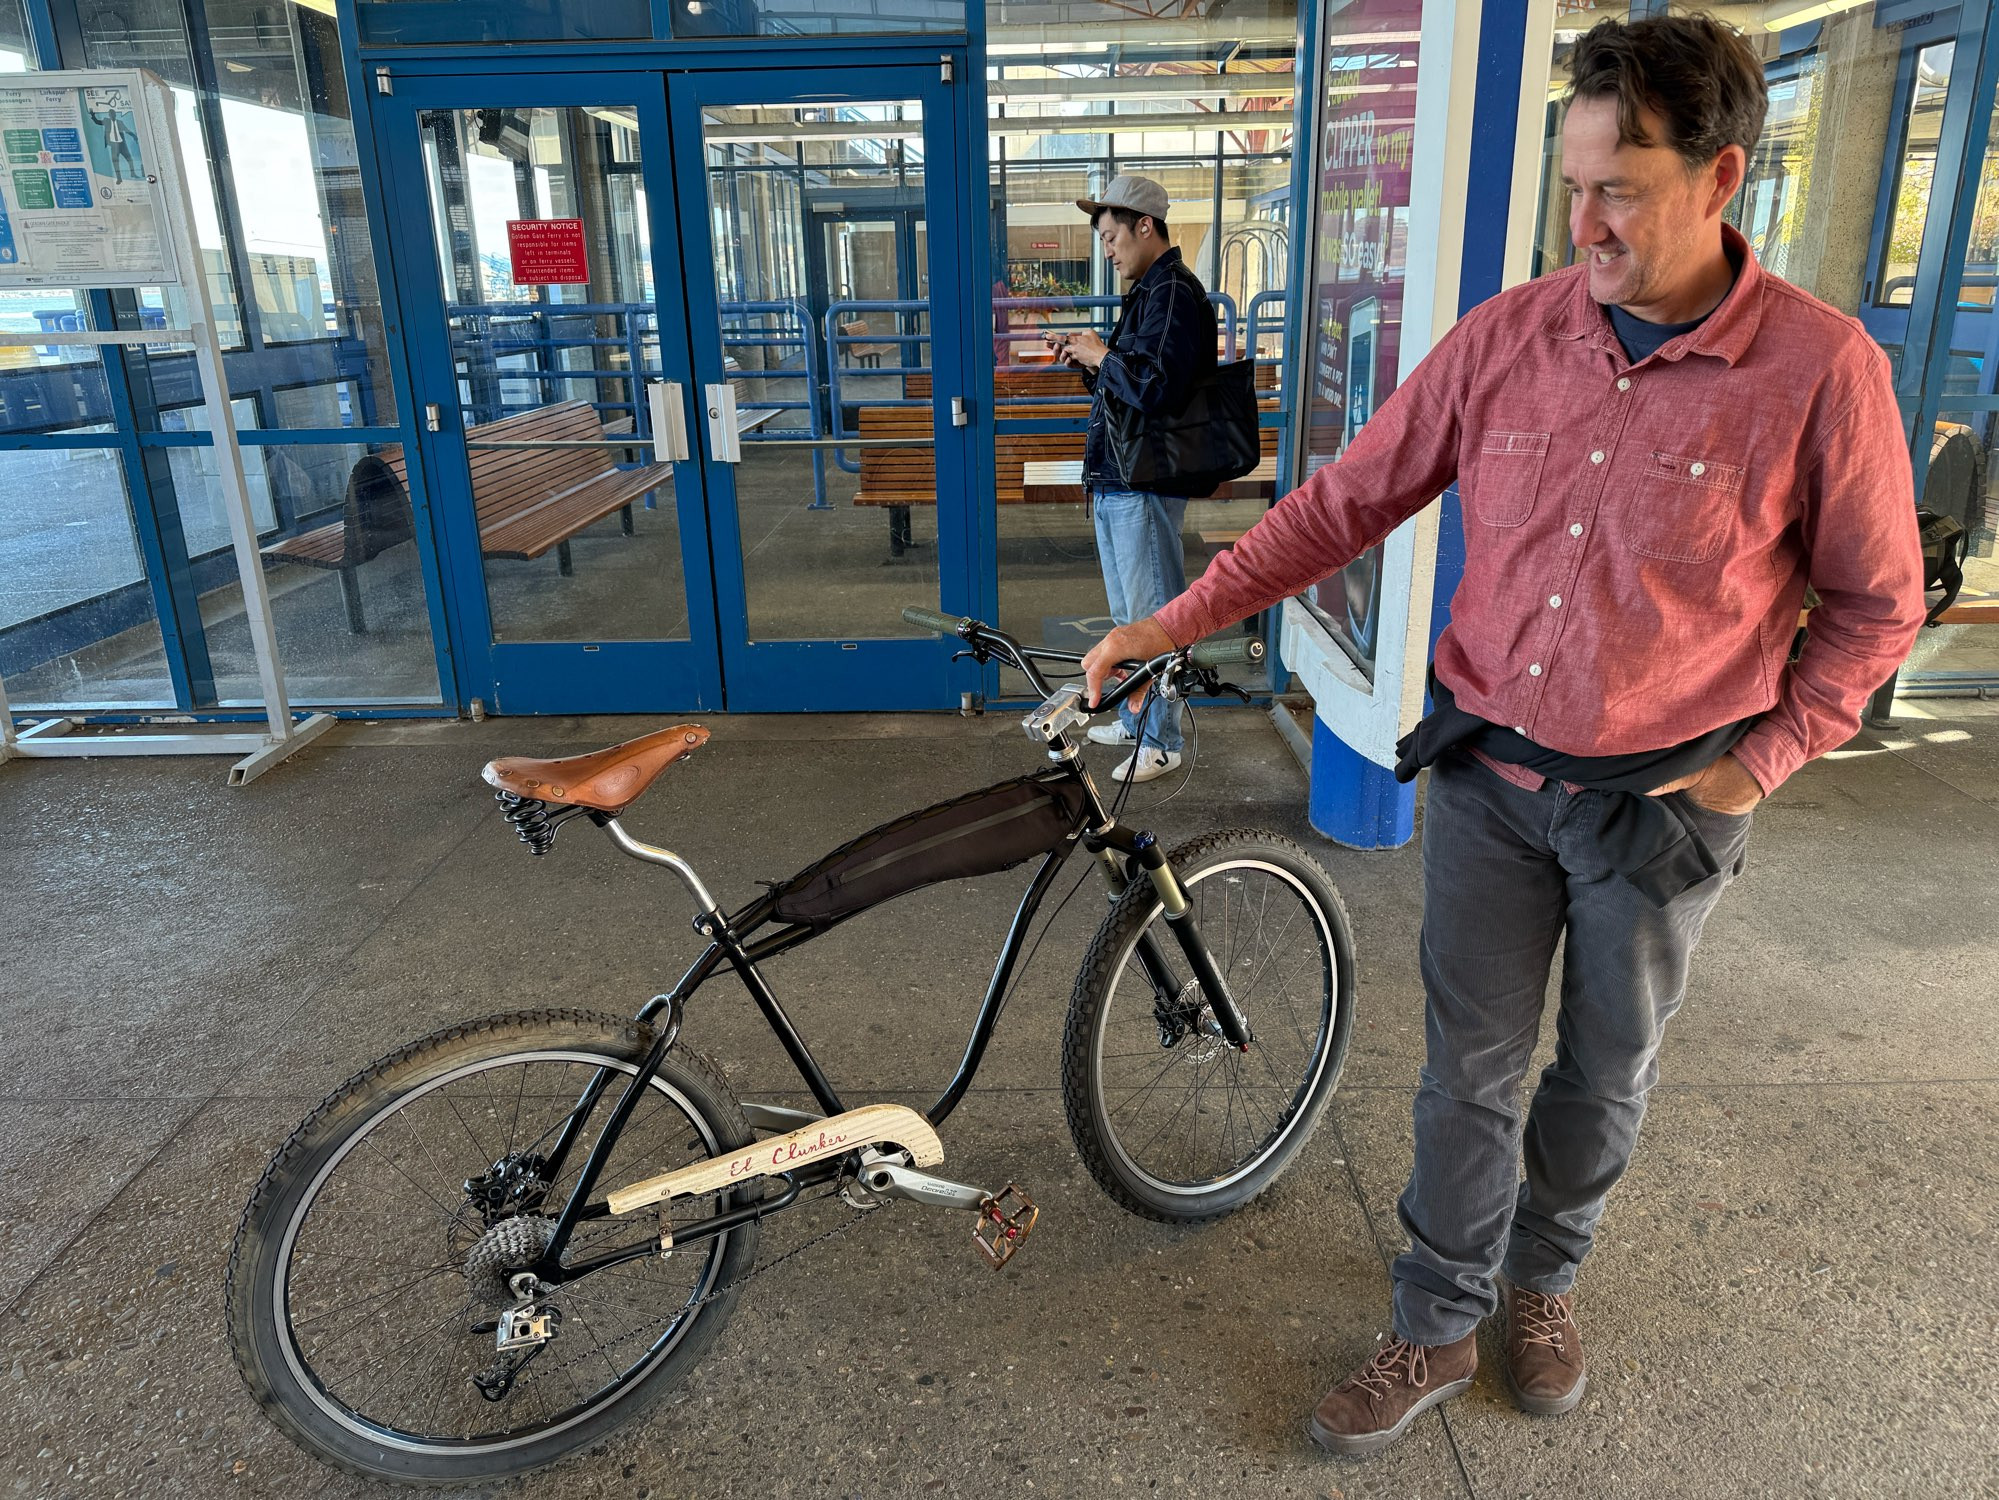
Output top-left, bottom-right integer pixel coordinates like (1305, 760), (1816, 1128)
(374, 66), (392, 95)
(951, 395), (969, 427)
(941, 55), (955, 83)
(425, 402), (442, 432)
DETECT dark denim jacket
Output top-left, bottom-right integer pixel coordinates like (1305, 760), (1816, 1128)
(1083, 247), (1219, 490)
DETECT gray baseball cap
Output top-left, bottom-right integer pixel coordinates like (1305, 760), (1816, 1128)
(1076, 174), (1170, 223)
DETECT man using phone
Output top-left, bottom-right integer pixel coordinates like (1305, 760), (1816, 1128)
(1081, 14), (1925, 1457)
(1050, 175), (1217, 783)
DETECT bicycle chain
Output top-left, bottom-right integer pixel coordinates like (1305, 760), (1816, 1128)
(505, 1186), (892, 1396)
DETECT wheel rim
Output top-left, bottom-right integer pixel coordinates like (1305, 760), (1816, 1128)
(1091, 858), (1338, 1196)
(270, 1049), (737, 1454)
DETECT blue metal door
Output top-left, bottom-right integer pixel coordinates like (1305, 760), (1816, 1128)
(373, 60), (972, 714)
(376, 72), (724, 714)
(666, 63), (975, 710)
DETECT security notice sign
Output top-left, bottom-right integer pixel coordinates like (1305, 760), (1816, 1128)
(0, 72), (177, 288)
(507, 219), (590, 285)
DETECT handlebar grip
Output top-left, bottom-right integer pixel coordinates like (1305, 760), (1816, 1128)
(1187, 636), (1265, 667)
(903, 605), (971, 634)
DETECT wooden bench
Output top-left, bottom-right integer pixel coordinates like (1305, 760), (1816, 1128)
(837, 319), (897, 369)
(262, 399), (664, 632)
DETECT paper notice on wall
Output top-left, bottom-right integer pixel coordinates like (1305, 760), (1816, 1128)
(0, 77), (178, 288)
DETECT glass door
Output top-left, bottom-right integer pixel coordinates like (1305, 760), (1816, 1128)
(669, 65), (973, 711)
(378, 75), (724, 714)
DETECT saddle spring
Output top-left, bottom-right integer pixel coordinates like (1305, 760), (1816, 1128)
(496, 791), (586, 856)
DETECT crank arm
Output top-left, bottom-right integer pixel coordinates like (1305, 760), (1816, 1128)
(855, 1159), (990, 1212)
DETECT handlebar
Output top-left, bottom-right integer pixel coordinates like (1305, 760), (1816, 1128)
(1187, 637), (1264, 668)
(903, 605), (1261, 708)
(901, 605), (971, 635)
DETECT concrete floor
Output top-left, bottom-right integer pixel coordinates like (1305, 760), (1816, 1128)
(2, 703), (1996, 1499)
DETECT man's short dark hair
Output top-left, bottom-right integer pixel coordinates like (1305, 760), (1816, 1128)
(1567, 13), (1768, 169)
(1095, 205), (1169, 241)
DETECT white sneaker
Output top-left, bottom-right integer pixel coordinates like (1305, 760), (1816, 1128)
(1112, 748), (1182, 784)
(1086, 721), (1137, 746)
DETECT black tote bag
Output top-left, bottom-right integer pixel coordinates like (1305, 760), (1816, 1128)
(1105, 358), (1261, 499)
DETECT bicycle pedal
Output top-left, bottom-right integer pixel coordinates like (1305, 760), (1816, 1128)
(973, 1184), (1038, 1269)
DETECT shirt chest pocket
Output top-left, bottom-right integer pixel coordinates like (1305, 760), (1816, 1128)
(1622, 451), (1747, 563)
(1468, 430), (1552, 528)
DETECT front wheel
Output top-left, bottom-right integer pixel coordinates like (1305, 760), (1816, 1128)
(1062, 830), (1356, 1223)
(225, 1009), (757, 1486)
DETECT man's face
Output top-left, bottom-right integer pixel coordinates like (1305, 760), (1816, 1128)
(1096, 212), (1153, 279)
(1561, 95), (1741, 318)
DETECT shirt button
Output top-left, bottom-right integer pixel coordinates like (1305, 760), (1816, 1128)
(1569, 522), (1583, 537)
(1690, 461), (1706, 477)
(1549, 594), (1563, 608)
(1529, 663), (1543, 676)
(1590, 450), (1605, 464)
(1617, 377), (1631, 392)
(1513, 726), (1526, 735)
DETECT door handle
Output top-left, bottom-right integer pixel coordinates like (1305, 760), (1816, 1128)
(424, 402), (443, 433)
(705, 383), (741, 464)
(649, 380), (690, 463)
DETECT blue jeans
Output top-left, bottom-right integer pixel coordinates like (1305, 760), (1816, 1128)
(1391, 752), (1753, 1344)
(1091, 487), (1188, 754)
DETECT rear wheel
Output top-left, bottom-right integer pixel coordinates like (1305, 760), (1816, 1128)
(1062, 831), (1355, 1223)
(225, 1009), (756, 1485)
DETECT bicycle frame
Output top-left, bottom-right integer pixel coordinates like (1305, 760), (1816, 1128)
(515, 625), (1250, 1283)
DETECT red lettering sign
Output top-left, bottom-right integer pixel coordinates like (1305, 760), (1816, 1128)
(1031, 241), (1060, 250)
(507, 218), (590, 286)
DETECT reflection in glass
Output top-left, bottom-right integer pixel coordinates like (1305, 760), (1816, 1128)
(986, 0), (1296, 672)
(187, 442), (443, 705)
(1875, 42), (1951, 308)
(1290, 0), (1419, 682)
(704, 102), (940, 641)
(0, 0), (32, 70)
(419, 105), (688, 645)
(1, 447), (175, 709)
(664, 0), (960, 41)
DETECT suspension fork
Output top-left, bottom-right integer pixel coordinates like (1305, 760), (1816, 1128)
(1087, 831), (1253, 1049)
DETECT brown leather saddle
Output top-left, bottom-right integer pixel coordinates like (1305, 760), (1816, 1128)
(482, 725), (709, 813)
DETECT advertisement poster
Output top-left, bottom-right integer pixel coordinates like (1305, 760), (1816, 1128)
(0, 77), (175, 288)
(1297, 1), (1420, 683)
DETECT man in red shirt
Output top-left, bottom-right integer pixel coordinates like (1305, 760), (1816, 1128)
(1084, 14), (1924, 1457)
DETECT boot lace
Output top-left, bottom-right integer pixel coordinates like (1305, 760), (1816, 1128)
(1513, 1290), (1572, 1350)
(1349, 1335), (1432, 1399)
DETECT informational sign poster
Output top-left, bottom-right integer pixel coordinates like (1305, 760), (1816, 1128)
(1297, 0), (1421, 684)
(0, 74), (176, 288)
(506, 218), (590, 285)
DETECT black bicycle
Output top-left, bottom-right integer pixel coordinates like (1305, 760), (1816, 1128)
(225, 609), (1357, 1485)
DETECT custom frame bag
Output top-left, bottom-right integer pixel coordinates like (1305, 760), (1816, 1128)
(770, 773), (1091, 930)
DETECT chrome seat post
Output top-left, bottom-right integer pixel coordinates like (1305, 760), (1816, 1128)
(600, 817), (720, 914)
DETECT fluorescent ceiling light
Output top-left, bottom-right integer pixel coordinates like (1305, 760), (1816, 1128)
(993, 73), (1294, 103)
(1754, 0), (1869, 28)
(991, 110), (1298, 136)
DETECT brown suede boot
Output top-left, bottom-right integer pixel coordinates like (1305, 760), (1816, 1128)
(1306, 1331), (1477, 1457)
(1505, 1285), (1587, 1415)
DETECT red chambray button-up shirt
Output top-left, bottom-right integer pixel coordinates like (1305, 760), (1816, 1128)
(1157, 226), (1926, 794)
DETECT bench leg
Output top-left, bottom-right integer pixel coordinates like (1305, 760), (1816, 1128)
(557, 539), (574, 576)
(339, 565), (367, 633)
(620, 503), (634, 536)
(888, 504), (914, 558)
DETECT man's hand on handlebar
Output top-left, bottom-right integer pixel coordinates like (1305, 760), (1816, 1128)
(1082, 617), (1177, 708)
